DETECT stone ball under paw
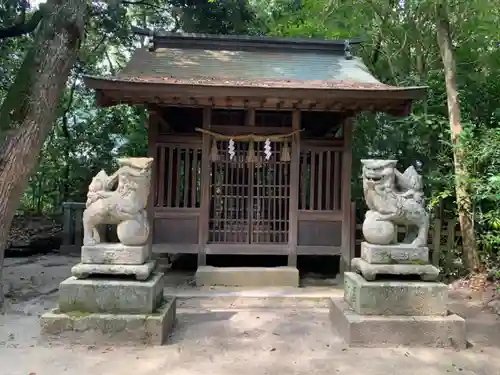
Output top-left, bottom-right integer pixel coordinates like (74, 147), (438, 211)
(362, 217), (396, 245)
(117, 219), (149, 246)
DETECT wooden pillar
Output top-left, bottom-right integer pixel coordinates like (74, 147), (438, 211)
(198, 107), (212, 266)
(288, 109), (301, 267)
(340, 118), (353, 273)
(147, 110), (158, 255)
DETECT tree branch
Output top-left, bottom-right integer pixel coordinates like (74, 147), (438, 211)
(0, 9), (44, 39)
(121, 0), (165, 10)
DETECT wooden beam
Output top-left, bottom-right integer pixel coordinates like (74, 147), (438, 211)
(198, 106), (212, 266)
(288, 108), (301, 267)
(147, 109), (159, 248)
(245, 108), (255, 126)
(340, 117), (354, 273)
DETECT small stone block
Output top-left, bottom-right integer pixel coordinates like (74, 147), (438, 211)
(361, 242), (429, 264)
(343, 272), (447, 316)
(71, 261), (155, 281)
(40, 298), (176, 346)
(329, 298), (466, 348)
(195, 266), (299, 287)
(81, 243), (150, 265)
(351, 258), (439, 281)
(58, 272), (164, 314)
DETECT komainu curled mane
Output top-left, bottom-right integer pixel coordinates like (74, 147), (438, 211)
(361, 159), (429, 247)
(82, 157), (154, 246)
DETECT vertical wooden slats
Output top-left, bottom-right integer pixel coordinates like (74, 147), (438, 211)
(273, 153), (277, 242)
(155, 144), (202, 209)
(208, 138), (290, 245)
(175, 150), (181, 207)
(167, 147), (174, 207)
(183, 149), (190, 207)
(298, 146), (343, 211)
(333, 152), (341, 210)
(317, 151), (324, 210)
(325, 151), (331, 210)
(224, 143), (230, 242)
(191, 149), (198, 207)
(310, 151), (316, 210)
(299, 153), (307, 209)
(158, 147), (166, 207)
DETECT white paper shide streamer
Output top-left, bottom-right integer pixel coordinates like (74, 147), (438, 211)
(228, 138), (236, 160)
(264, 139), (272, 161)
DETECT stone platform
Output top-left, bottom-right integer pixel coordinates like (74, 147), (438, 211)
(81, 243), (150, 265)
(351, 258), (440, 281)
(71, 260), (156, 281)
(40, 298), (176, 346)
(195, 266), (299, 287)
(329, 298), (466, 348)
(344, 272), (447, 316)
(58, 272), (164, 314)
(361, 242), (429, 264)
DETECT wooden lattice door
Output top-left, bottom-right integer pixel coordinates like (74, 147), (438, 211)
(209, 140), (290, 244)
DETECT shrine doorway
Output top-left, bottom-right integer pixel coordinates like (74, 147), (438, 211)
(208, 140), (291, 246)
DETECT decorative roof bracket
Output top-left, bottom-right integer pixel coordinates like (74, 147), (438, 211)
(344, 39), (353, 60)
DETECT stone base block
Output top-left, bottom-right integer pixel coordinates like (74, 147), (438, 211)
(195, 266), (299, 287)
(71, 261), (155, 281)
(361, 242), (429, 264)
(81, 243), (150, 265)
(40, 298), (176, 346)
(344, 272), (447, 315)
(329, 298), (466, 348)
(58, 272), (164, 314)
(352, 258), (439, 281)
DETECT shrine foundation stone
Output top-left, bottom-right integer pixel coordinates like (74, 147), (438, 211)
(329, 298), (467, 348)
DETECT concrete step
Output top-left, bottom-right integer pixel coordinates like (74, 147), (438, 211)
(164, 285), (343, 309)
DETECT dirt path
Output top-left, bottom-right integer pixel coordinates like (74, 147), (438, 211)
(1, 255), (500, 375)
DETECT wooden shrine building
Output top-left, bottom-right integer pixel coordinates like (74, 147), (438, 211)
(84, 32), (425, 272)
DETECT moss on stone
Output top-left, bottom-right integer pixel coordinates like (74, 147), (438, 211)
(66, 311), (91, 317)
(411, 259), (428, 265)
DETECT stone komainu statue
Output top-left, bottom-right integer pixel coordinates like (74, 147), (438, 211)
(83, 157), (154, 247)
(361, 159), (429, 247)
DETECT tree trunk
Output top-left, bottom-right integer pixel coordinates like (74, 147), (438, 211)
(436, 2), (481, 272)
(0, 0), (87, 308)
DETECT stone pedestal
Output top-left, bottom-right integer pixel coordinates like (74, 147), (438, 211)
(329, 242), (466, 348)
(41, 244), (176, 345)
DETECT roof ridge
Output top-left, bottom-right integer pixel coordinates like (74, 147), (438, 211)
(132, 27), (362, 55)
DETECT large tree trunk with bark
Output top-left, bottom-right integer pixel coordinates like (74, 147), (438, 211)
(436, 2), (481, 272)
(0, 0), (87, 308)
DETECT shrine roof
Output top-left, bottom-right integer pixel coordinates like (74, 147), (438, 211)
(84, 32), (426, 112)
